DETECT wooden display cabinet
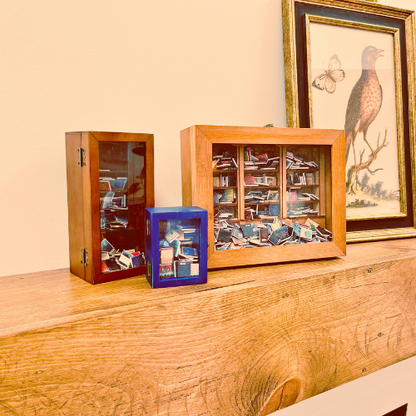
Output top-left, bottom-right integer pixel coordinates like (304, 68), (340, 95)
(145, 206), (208, 288)
(66, 131), (154, 284)
(181, 125), (346, 269)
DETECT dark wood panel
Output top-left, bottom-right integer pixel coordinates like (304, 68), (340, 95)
(383, 404), (408, 416)
(65, 132), (85, 279)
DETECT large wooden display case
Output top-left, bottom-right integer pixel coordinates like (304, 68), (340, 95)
(66, 131), (154, 284)
(181, 125), (346, 269)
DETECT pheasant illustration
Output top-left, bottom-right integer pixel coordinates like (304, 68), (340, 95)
(345, 46), (384, 164)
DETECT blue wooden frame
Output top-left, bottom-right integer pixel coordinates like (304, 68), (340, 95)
(145, 206), (208, 288)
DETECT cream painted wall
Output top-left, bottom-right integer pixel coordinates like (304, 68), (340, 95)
(1, 0), (416, 414)
(0, 0), (285, 277)
(275, 354), (416, 416)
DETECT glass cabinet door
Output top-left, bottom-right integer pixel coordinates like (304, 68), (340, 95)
(158, 218), (201, 279)
(212, 143), (332, 251)
(99, 142), (146, 273)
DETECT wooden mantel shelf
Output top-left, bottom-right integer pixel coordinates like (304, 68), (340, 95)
(2, 238), (416, 415)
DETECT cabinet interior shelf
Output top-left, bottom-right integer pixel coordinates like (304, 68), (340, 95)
(287, 168), (319, 172)
(287, 185), (318, 188)
(244, 169), (279, 172)
(287, 200), (318, 204)
(99, 170), (128, 176)
(245, 201), (280, 205)
(101, 227), (135, 233)
(245, 185), (280, 189)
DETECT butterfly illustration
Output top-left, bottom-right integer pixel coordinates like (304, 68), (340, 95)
(312, 54), (345, 94)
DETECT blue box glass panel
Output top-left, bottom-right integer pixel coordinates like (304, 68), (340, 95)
(145, 207), (208, 288)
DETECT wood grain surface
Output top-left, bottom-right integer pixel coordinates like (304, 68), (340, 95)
(1, 239), (416, 415)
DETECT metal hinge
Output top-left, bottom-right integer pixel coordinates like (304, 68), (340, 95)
(146, 219), (150, 235)
(78, 147), (86, 167)
(81, 247), (88, 267)
(147, 261), (152, 277)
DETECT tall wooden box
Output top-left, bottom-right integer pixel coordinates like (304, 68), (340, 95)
(145, 206), (208, 288)
(181, 125), (346, 269)
(66, 131), (154, 284)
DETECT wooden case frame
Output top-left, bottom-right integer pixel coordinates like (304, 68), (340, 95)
(66, 131), (155, 284)
(145, 206), (208, 289)
(181, 125), (346, 269)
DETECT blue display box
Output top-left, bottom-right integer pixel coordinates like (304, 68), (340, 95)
(145, 206), (208, 288)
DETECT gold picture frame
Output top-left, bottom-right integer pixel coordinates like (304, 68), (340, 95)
(283, 0), (416, 242)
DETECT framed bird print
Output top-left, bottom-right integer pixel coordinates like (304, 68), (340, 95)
(282, 0), (416, 242)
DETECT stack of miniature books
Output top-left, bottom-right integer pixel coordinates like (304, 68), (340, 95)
(101, 238), (145, 273)
(286, 151), (319, 187)
(286, 188), (319, 217)
(286, 151), (318, 170)
(213, 151), (238, 170)
(158, 221), (199, 278)
(244, 147), (280, 170)
(213, 217), (332, 251)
